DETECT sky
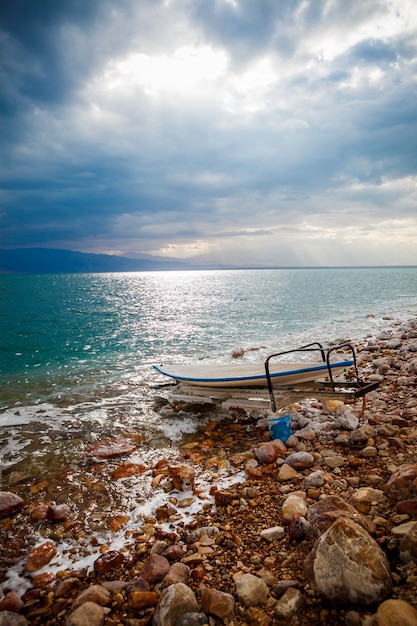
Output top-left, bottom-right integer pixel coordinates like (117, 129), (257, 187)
(1, 0), (417, 267)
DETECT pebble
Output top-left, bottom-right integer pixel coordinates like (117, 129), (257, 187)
(235, 573), (270, 607)
(260, 526), (285, 542)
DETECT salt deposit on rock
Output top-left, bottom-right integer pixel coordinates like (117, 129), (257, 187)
(304, 517), (393, 605)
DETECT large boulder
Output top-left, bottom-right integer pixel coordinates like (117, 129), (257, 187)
(304, 517), (392, 605)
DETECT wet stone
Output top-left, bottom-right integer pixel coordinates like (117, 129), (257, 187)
(26, 541), (57, 572)
(0, 491), (25, 517)
(85, 438), (137, 459)
(47, 503), (71, 522)
(0, 591), (23, 613)
(93, 550), (125, 573)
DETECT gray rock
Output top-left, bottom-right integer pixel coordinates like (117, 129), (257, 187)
(304, 517), (392, 605)
(399, 521), (417, 564)
(153, 583), (198, 626)
(304, 469), (325, 488)
(235, 573), (269, 607)
(65, 601), (106, 626)
(260, 526), (285, 542)
(176, 614), (208, 626)
(72, 585), (110, 610)
(0, 612), (28, 626)
(284, 451), (315, 470)
(334, 410), (359, 431)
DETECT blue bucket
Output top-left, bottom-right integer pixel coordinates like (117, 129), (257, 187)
(269, 414), (292, 443)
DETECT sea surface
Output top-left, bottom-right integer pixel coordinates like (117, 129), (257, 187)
(1, 267), (416, 586)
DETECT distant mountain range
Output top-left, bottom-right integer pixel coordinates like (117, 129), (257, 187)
(0, 248), (223, 274)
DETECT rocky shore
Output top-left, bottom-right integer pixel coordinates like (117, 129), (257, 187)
(1, 315), (417, 625)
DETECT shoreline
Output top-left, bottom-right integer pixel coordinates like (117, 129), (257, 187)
(0, 314), (417, 624)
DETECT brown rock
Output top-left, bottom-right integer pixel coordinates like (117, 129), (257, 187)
(28, 502), (48, 522)
(395, 500), (417, 517)
(108, 514), (130, 532)
(214, 489), (236, 506)
(111, 462), (147, 479)
(245, 606), (273, 626)
(198, 587), (235, 619)
(161, 562), (190, 587)
(0, 591), (23, 613)
(26, 541), (57, 572)
(375, 599), (417, 625)
(399, 521), (417, 563)
(385, 464), (417, 501)
(254, 442), (280, 465)
(54, 577), (82, 598)
(0, 491), (25, 517)
(153, 583), (199, 626)
(140, 554), (170, 585)
(307, 494), (375, 536)
(31, 572), (56, 588)
(93, 550), (125, 573)
(168, 464), (195, 491)
(128, 591), (158, 610)
(161, 544), (184, 562)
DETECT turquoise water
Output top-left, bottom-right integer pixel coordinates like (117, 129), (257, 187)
(1, 267), (416, 405)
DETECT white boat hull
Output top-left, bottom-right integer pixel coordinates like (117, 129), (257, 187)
(153, 359), (353, 388)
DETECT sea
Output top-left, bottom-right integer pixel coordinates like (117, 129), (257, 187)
(1, 267), (417, 589)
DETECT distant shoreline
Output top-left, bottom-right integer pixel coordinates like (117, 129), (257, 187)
(0, 247), (416, 275)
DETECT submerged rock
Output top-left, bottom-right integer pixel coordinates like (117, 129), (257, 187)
(0, 491), (25, 517)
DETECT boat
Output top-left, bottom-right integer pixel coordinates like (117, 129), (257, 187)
(152, 358), (353, 388)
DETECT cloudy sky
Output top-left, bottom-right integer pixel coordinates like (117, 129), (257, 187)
(1, 0), (416, 266)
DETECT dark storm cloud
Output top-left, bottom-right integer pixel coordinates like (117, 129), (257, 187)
(0, 0), (416, 265)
